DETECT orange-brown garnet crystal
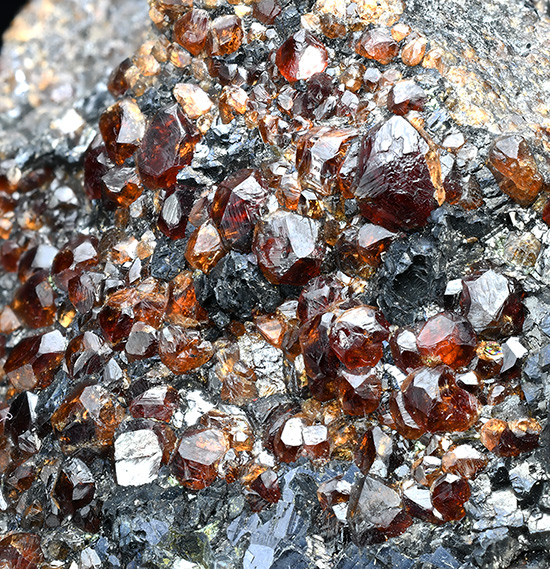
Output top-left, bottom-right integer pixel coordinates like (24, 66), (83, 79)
(99, 98), (145, 165)
(487, 134), (543, 206)
(0, 533), (44, 569)
(253, 210), (325, 285)
(51, 384), (125, 453)
(276, 30), (328, 82)
(416, 312), (477, 369)
(174, 9), (210, 56)
(480, 418), (541, 456)
(329, 306), (390, 369)
(137, 104), (200, 189)
(355, 28), (399, 65)
(157, 184), (195, 240)
(185, 220), (226, 273)
(12, 271), (57, 329)
(210, 169), (269, 252)
(158, 325), (213, 373)
(430, 474), (471, 521)
(207, 15), (243, 56)
(171, 427), (227, 489)
(401, 366), (480, 433)
(352, 116), (437, 231)
(441, 444), (488, 479)
(4, 330), (66, 391)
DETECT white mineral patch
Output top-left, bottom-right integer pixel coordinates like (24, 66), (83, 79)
(114, 429), (162, 487)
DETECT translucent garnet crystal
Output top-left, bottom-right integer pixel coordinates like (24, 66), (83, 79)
(4, 330), (66, 391)
(210, 169), (269, 251)
(400, 366), (480, 433)
(53, 457), (96, 516)
(430, 473), (471, 521)
(136, 104), (200, 189)
(157, 184), (195, 240)
(12, 271), (57, 329)
(171, 427), (227, 489)
(51, 384), (125, 453)
(480, 418), (541, 457)
(337, 366), (383, 416)
(246, 469), (281, 511)
(0, 533), (44, 569)
(352, 116), (437, 231)
(459, 269), (525, 338)
(416, 312), (477, 369)
(329, 306), (390, 369)
(174, 9), (210, 56)
(347, 476), (412, 545)
(207, 15), (243, 56)
(487, 134), (543, 206)
(98, 98), (145, 165)
(275, 30), (328, 82)
(253, 210), (325, 285)
(158, 325), (214, 374)
(355, 28), (399, 65)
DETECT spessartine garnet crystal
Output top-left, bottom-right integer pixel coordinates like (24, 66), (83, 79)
(1, 0), (549, 562)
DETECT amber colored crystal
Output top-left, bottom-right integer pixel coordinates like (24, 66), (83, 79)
(336, 223), (395, 274)
(329, 306), (389, 369)
(98, 288), (139, 347)
(297, 274), (349, 323)
(207, 15), (243, 56)
(83, 136), (111, 200)
(129, 385), (179, 422)
(273, 416), (305, 463)
(68, 273), (99, 313)
(338, 367), (382, 416)
(174, 83), (213, 120)
(137, 104), (200, 189)
(401, 366), (480, 433)
(295, 127), (358, 196)
(0, 305), (20, 334)
(247, 469), (281, 511)
(158, 325), (213, 374)
(17, 244), (58, 283)
(200, 409), (253, 453)
(388, 390), (426, 440)
(174, 9), (210, 56)
(108, 57), (132, 97)
(355, 28), (399, 65)
(487, 134), (543, 206)
(431, 474), (471, 521)
(51, 236), (99, 291)
(125, 322), (159, 361)
(416, 312), (477, 369)
(0, 240), (24, 273)
(256, 314), (287, 349)
(219, 86), (249, 123)
(101, 166), (143, 207)
(480, 418), (541, 457)
(318, 475), (351, 517)
(413, 456), (442, 487)
(353, 116), (437, 231)
(401, 35), (428, 66)
(221, 359), (258, 405)
(12, 271), (57, 329)
(171, 427), (227, 489)
(166, 271), (207, 327)
(253, 210), (325, 285)
(157, 184), (195, 240)
(474, 340), (503, 379)
(0, 533), (44, 569)
(253, 0), (281, 24)
(53, 457), (95, 516)
(348, 476), (412, 545)
(389, 328), (422, 372)
(300, 312), (340, 401)
(211, 169), (269, 251)
(459, 269), (525, 338)
(185, 220), (226, 272)
(99, 98), (145, 165)
(441, 444), (488, 479)
(276, 30), (328, 82)
(65, 332), (110, 379)
(403, 485), (444, 524)
(354, 428), (375, 474)
(51, 383), (125, 452)
(4, 330), (65, 391)
(387, 80), (426, 115)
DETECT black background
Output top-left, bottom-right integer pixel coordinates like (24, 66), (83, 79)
(1, 0), (29, 47)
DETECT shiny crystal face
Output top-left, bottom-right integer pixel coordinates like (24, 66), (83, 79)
(1, 0), (549, 564)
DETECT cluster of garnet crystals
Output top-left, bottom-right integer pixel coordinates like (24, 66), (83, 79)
(0, 0), (547, 555)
